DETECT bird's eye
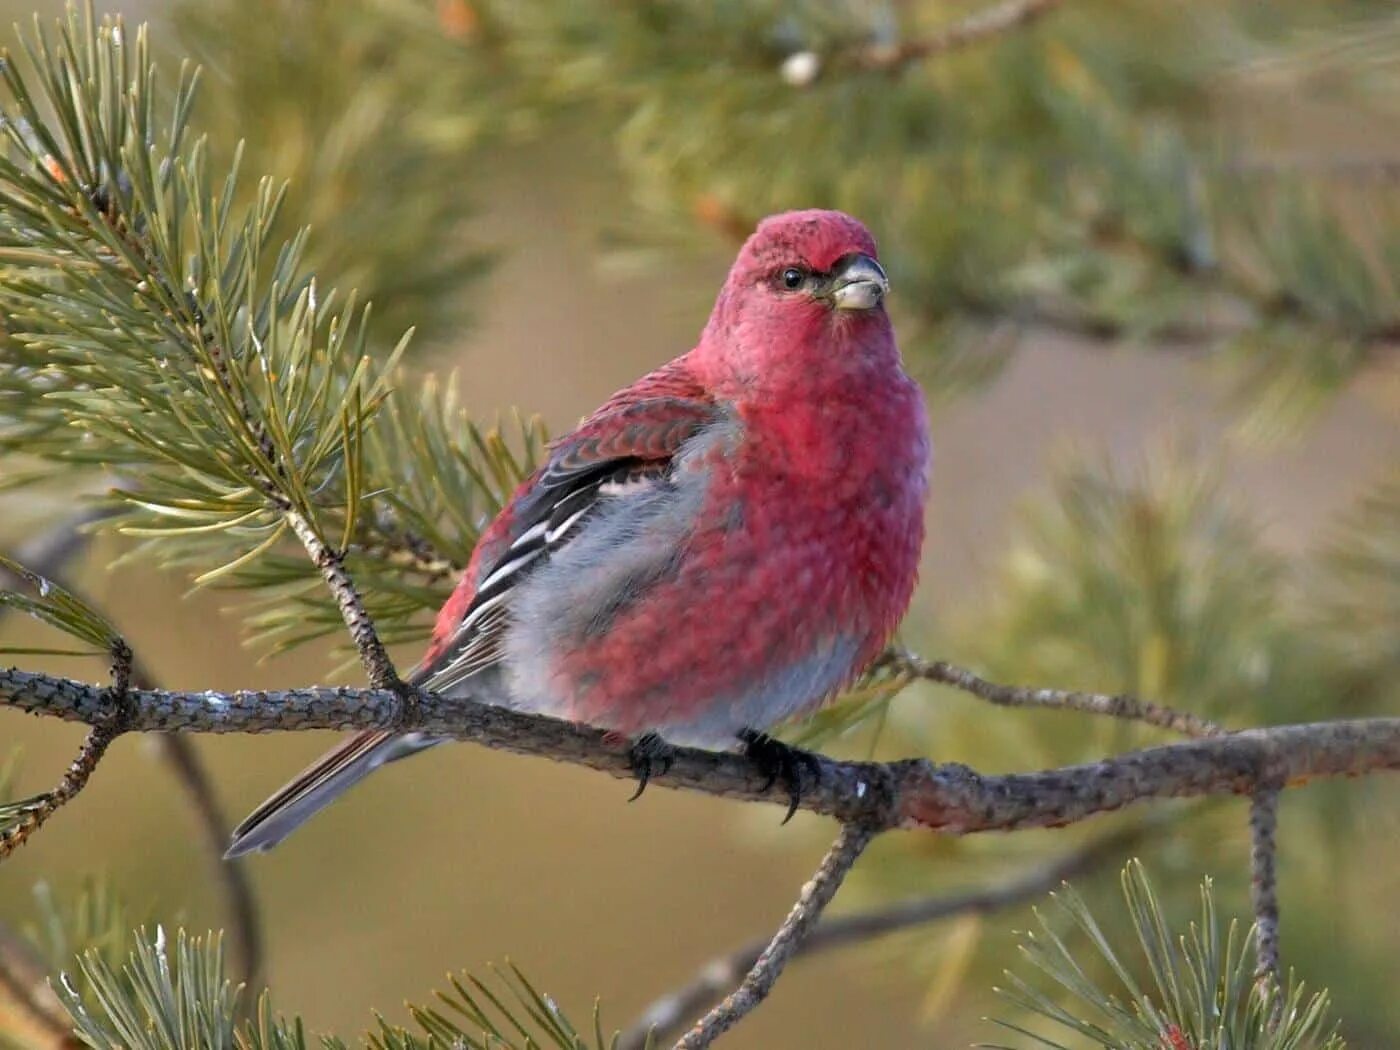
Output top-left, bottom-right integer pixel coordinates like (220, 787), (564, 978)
(781, 267), (805, 289)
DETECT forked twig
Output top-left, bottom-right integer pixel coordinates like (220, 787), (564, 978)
(672, 823), (877, 1049)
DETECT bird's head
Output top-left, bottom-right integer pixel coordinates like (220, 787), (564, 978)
(696, 210), (894, 391)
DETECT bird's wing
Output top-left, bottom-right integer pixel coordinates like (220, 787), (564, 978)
(223, 729), (441, 857)
(225, 366), (719, 856)
(415, 365), (719, 695)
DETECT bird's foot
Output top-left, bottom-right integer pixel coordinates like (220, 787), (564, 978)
(738, 729), (821, 824)
(626, 732), (676, 801)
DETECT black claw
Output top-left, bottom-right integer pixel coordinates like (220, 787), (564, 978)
(627, 732), (675, 802)
(738, 730), (820, 823)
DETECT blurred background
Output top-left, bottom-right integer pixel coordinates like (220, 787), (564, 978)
(0, 1), (1397, 1047)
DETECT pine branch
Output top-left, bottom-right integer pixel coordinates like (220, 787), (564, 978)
(0, 4), (550, 665)
(992, 861), (1346, 1049)
(852, 0), (1068, 74)
(38, 918), (614, 1050)
(1, 666), (1394, 835)
(619, 823), (1142, 1050)
(516, 1), (1399, 417)
(281, 508), (402, 690)
(0, 908), (79, 1048)
(172, 0), (495, 347)
(880, 648), (1225, 738)
(776, 0), (1069, 86)
(0, 519), (264, 995)
(1250, 785), (1283, 1003)
(55, 927), (242, 1050)
(673, 822), (876, 1050)
(153, 734), (263, 998)
(0, 722), (118, 861)
(0, 551), (133, 860)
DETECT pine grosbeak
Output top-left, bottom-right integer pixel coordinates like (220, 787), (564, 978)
(227, 209), (930, 856)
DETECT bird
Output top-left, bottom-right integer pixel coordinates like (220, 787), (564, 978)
(226, 209), (930, 857)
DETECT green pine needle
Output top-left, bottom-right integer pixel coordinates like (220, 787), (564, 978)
(986, 861), (1345, 1050)
(0, 4), (544, 659)
(0, 552), (122, 652)
(33, 908), (622, 1050)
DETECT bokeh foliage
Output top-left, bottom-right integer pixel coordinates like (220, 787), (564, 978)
(0, 1), (543, 656)
(993, 862), (1345, 1050)
(0, 0), (1395, 1046)
(483, 0), (1400, 417)
(170, 0), (499, 348)
(10, 875), (1340, 1050)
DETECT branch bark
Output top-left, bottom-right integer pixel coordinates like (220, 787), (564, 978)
(1250, 785), (1283, 996)
(1, 668), (1395, 836)
(0, 723), (118, 860)
(282, 509), (403, 692)
(886, 649), (1224, 737)
(0, 524), (264, 992)
(672, 822), (876, 1049)
(620, 823), (1143, 1050)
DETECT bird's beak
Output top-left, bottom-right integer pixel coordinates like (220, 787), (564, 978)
(828, 253), (889, 311)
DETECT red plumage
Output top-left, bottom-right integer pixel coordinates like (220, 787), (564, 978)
(227, 209), (929, 856)
(421, 359), (715, 672)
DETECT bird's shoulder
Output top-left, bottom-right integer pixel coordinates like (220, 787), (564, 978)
(540, 357), (719, 484)
(414, 356), (722, 685)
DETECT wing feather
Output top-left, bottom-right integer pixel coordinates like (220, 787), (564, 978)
(418, 365), (718, 693)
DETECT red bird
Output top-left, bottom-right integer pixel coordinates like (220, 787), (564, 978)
(227, 210), (930, 856)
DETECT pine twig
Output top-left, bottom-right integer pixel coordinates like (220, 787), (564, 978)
(0, 722), (119, 861)
(154, 735), (264, 994)
(0, 526), (132, 860)
(855, 0), (1067, 72)
(780, 0), (1069, 86)
(1249, 784), (1283, 1003)
(0, 22), (406, 699)
(620, 824), (1142, 1050)
(672, 822), (877, 1050)
(882, 648), (1224, 738)
(352, 524), (461, 583)
(282, 509), (403, 691)
(0, 923), (78, 1049)
(0, 525), (264, 992)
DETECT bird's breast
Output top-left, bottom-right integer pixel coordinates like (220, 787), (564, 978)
(708, 371), (929, 631)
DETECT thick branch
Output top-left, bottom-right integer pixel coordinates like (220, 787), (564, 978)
(2, 668), (1396, 835)
(621, 824), (1141, 1050)
(673, 822), (876, 1049)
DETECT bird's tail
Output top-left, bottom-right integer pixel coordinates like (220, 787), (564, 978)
(224, 730), (442, 857)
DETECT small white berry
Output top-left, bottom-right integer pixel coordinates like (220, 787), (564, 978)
(781, 51), (822, 87)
